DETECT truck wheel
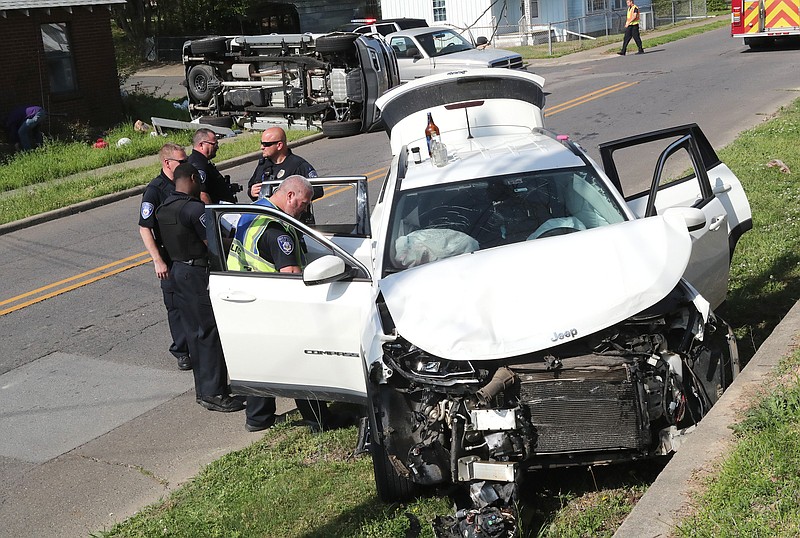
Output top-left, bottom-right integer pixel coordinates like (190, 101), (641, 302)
(187, 65), (218, 102)
(322, 119), (362, 138)
(190, 36), (227, 55)
(198, 116), (232, 128)
(368, 398), (418, 502)
(316, 33), (359, 53)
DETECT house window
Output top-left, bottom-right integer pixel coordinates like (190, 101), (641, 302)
(41, 23), (77, 93)
(530, 0), (539, 18)
(613, 0), (625, 8)
(587, 0), (607, 13)
(433, 0), (447, 22)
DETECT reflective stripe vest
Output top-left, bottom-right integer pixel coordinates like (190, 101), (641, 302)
(628, 4), (639, 25)
(226, 199), (304, 272)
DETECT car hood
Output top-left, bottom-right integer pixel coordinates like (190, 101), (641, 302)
(433, 48), (521, 66)
(378, 214), (692, 361)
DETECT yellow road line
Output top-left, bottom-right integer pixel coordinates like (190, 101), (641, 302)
(545, 81), (639, 117)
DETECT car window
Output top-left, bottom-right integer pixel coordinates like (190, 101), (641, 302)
(390, 37), (419, 58)
(385, 167), (627, 271)
(376, 24), (396, 36)
(429, 30), (473, 57)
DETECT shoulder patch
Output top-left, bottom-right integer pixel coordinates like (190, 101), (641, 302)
(140, 202), (155, 219)
(277, 234), (294, 255)
(197, 169), (207, 183)
(307, 170), (318, 178)
(199, 212), (207, 228)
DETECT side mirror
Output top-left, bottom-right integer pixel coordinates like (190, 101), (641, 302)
(663, 207), (707, 232)
(303, 255), (352, 285)
(475, 36), (488, 47)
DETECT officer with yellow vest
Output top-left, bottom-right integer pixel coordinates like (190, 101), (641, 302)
(618, 0), (645, 56)
(227, 175), (342, 432)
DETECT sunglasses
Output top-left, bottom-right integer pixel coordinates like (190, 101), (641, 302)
(201, 140), (219, 146)
(166, 158), (188, 164)
(261, 141), (280, 148)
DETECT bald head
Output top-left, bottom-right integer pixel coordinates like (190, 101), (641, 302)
(270, 175), (313, 218)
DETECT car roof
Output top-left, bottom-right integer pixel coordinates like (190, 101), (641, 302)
(386, 26), (453, 39)
(398, 132), (585, 192)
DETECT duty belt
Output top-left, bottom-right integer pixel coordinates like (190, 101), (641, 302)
(176, 258), (209, 267)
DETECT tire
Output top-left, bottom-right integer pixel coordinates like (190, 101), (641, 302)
(187, 64), (218, 102)
(190, 36), (227, 55)
(316, 33), (359, 53)
(322, 119), (362, 138)
(198, 115), (232, 128)
(368, 397), (418, 502)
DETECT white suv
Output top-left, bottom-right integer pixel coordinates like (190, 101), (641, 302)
(206, 69), (751, 515)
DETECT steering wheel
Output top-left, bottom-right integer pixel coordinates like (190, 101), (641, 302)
(419, 206), (472, 233)
(536, 226), (580, 238)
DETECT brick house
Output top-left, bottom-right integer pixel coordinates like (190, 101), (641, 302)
(0, 0), (126, 141)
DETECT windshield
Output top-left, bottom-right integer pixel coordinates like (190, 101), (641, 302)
(385, 167), (628, 271)
(416, 29), (474, 57)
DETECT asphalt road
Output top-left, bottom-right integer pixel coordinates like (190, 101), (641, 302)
(1, 27), (799, 537)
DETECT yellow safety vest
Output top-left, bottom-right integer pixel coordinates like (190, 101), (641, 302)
(227, 214), (303, 272)
(628, 4), (640, 25)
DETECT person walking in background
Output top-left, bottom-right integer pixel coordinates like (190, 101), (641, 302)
(5, 105), (46, 151)
(156, 163), (245, 413)
(137, 143), (192, 372)
(618, 0), (645, 56)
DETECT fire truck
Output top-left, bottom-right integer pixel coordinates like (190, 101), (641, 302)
(731, 0), (800, 48)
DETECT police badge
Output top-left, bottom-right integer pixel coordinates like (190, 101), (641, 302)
(140, 202), (154, 219)
(277, 234), (294, 255)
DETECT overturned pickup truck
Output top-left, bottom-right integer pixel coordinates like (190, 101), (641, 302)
(183, 32), (400, 137)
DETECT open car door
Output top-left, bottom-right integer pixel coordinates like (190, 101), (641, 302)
(599, 124), (752, 309)
(205, 177), (373, 404)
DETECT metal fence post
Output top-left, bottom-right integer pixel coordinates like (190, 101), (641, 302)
(548, 22), (553, 55)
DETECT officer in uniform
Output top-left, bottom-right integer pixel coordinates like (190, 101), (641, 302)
(228, 175), (341, 432)
(156, 162), (245, 413)
(138, 143), (192, 371)
(246, 127), (318, 201)
(188, 128), (239, 204)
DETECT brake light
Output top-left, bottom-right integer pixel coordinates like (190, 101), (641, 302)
(731, 0), (743, 26)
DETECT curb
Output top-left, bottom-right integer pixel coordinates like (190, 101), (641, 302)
(0, 132), (326, 236)
(613, 301), (800, 537)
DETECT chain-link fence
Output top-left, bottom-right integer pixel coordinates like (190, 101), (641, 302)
(463, 0), (707, 55)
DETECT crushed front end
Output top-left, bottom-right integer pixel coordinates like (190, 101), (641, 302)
(367, 281), (738, 520)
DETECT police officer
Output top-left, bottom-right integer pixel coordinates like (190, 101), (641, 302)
(188, 128), (238, 204)
(228, 175), (341, 432)
(138, 143), (192, 372)
(618, 0), (645, 55)
(156, 162), (245, 413)
(246, 127), (318, 201)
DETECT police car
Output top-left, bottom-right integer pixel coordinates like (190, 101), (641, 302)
(204, 69), (751, 521)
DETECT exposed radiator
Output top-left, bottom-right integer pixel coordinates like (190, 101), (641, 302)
(517, 366), (650, 454)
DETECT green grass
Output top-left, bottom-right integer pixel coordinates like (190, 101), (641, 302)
(95, 419), (451, 538)
(0, 129), (314, 225)
(676, 353), (800, 537)
(508, 17), (728, 59)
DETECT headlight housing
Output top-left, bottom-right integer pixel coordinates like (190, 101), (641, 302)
(383, 338), (480, 385)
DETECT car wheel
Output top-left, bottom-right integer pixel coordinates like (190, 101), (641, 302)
(368, 397), (418, 502)
(322, 119), (363, 138)
(190, 36), (227, 55)
(187, 65), (218, 103)
(198, 116), (232, 128)
(316, 33), (359, 53)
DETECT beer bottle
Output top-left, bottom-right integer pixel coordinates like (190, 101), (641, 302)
(425, 112), (440, 154)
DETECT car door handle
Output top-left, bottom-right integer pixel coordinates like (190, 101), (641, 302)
(709, 215), (726, 231)
(219, 291), (257, 303)
(712, 183), (732, 194)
